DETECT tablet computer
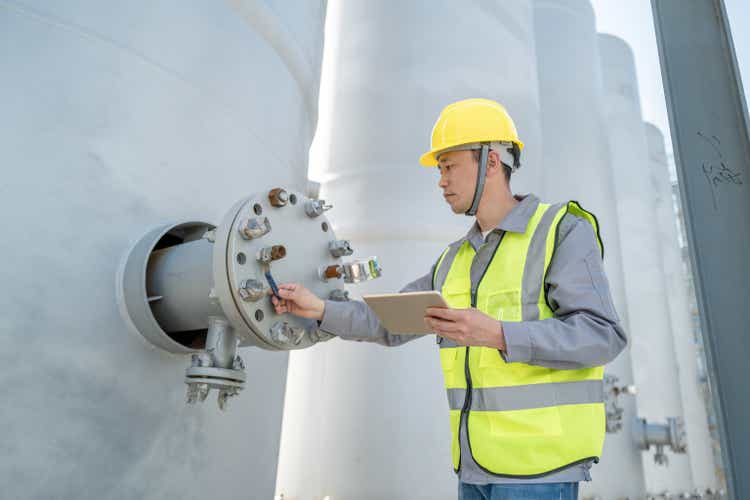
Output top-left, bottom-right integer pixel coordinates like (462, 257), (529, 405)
(362, 291), (449, 334)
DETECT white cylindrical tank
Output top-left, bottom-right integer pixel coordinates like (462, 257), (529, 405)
(276, 1), (543, 498)
(532, 2), (644, 498)
(598, 34), (693, 492)
(0, 1), (325, 498)
(645, 122), (719, 491)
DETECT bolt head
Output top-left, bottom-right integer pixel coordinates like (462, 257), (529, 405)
(239, 279), (265, 302)
(232, 355), (245, 370)
(239, 216), (271, 240)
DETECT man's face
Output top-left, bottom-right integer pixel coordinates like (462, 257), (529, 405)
(437, 150), (477, 213)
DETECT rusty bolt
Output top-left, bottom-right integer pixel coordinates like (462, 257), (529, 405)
(257, 245), (287, 263)
(322, 265), (343, 280)
(268, 188), (289, 207)
(270, 245), (286, 260)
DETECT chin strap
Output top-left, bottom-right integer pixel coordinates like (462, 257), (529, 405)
(465, 143), (489, 217)
(511, 142), (521, 172)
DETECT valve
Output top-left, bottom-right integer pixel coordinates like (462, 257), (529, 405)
(633, 416), (687, 465)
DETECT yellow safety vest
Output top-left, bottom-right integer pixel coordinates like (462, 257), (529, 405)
(432, 200), (606, 477)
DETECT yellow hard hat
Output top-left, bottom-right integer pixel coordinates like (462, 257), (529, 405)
(419, 98), (524, 167)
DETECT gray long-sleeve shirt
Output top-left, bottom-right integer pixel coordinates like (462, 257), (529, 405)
(318, 193), (627, 485)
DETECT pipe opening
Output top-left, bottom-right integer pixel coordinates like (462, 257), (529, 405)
(145, 223), (214, 350)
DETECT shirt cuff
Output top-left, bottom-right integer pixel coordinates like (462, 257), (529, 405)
(318, 299), (346, 336)
(500, 321), (532, 363)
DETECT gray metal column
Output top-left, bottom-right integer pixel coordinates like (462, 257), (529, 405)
(651, 1), (750, 498)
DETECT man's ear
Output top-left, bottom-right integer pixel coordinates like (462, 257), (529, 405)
(485, 150), (501, 177)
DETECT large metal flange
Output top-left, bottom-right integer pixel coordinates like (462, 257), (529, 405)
(212, 189), (345, 350)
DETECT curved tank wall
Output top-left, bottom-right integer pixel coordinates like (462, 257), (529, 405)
(276, 1), (543, 498)
(645, 122), (719, 491)
(598, 34), (693, 492)
(532, 2), (645, 498)
(0, 1), (325, 498)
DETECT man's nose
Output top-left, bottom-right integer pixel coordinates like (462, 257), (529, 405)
(438, 173), (448, 188)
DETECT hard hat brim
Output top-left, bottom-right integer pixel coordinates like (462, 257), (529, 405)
(419, 151), (438, 167)
(419, 139), (525, 167)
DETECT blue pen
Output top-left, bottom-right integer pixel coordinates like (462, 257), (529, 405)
(265, 270), (281, 300)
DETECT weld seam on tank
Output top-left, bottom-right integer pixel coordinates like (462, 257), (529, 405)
(227, 0), (319, 127)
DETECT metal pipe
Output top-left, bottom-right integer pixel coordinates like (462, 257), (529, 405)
(147, 238), (214, 333)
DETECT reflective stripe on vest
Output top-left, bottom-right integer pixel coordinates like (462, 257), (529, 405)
(446, 379), (604, 411)
(434, 200), (606, 477)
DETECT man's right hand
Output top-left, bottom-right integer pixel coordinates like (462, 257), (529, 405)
(270, 283), (326, 321)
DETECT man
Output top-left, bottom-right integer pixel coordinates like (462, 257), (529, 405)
(271, 98), (627, 500)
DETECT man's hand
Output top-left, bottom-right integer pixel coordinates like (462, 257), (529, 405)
(424, 307), (506, 350)
(270, 283), (326, 321)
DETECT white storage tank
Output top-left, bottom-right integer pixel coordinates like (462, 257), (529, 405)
(598, 34), (693, 492)
(0, 1), (325, 498)
(645, 122), (719, 492)
(276, 1), (543, 498)
(532, 1), (644, 498)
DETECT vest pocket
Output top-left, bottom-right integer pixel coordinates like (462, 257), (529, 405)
(487, 407), (563, 437)
(440, 348), (464, 389)
(485, 289), (522, 322)
(478, 346), (503, 368)
(467, 407), (563, 475)
(439, 347), (458, 371)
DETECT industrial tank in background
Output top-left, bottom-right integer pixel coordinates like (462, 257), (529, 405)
(276, 1), (544, 498)
(645, 122), (719, 492)
(598, 34), (693, 492)
(0, 1), (325, 498)
(532, 2), (645, 498)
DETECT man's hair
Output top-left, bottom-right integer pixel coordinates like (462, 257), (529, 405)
(472, 149), (512, 183)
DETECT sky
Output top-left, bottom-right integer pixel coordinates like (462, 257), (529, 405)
(590, 0), (750, 157)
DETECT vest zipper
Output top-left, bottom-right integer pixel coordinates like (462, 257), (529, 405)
(457, 232), (504, 474)
(456, 288), (477, 474)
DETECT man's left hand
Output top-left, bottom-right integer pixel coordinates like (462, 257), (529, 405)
(424, 307), (506, 350)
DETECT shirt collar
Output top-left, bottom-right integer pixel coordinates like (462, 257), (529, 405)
(462, 193), (541, 243)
